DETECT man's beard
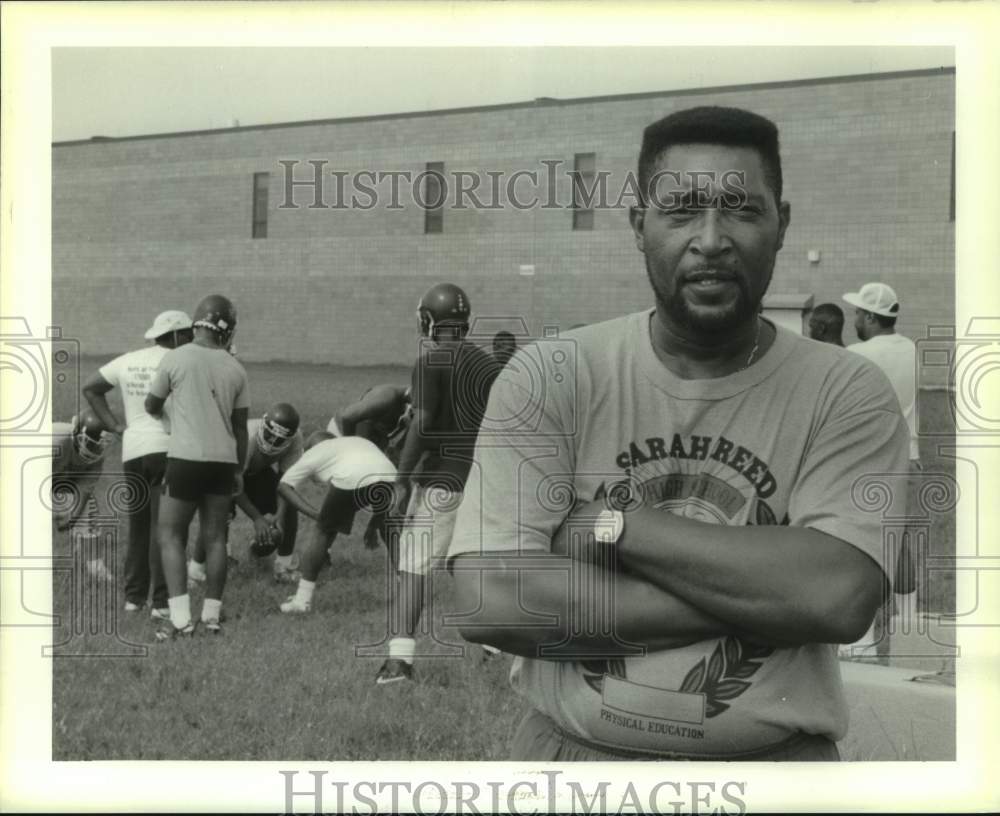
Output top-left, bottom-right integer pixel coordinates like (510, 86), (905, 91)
(645, 261), (764, 334)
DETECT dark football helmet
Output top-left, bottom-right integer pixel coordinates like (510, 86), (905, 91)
(192, 294), (238, 345)
(257, 403), (300, 456)
(73, 408), (113, 464)
(417, 283), (471, 338)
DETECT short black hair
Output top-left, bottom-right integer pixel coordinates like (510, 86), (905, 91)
(637, 106), (783, 206)
(811, 302), (845, 328)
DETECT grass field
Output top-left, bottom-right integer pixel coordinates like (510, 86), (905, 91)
(49, 357), (957, 760)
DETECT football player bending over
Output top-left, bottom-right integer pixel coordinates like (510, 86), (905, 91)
(51, 409), (116, 582)
(276, 431), (396, 614)
(188, 403), (304, 584)
(328, 384), (411, 465)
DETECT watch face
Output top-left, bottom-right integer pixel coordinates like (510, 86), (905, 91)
(594, 507), (624, 545)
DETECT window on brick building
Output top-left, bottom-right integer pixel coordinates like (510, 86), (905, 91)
(949, 130), (955, 222)
(252, 172), (269, 239)
(423, 162), (445, 234)
(572, 152), (596, 231)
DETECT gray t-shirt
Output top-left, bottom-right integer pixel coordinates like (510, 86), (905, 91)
(149, 343), (250, 463)
(449, 310), (909, 757)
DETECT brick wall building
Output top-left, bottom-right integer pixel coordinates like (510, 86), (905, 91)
(53, 67), (955, 385)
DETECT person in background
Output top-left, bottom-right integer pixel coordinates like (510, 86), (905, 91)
(51, 409), (116, 582)
(82, 309), (193, 619)
(145, 294), (250, 639)
(805, 303), (845, 347)
(843, 281), (921, 662)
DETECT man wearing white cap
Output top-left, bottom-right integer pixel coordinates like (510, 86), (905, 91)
(83, 310), (194, 618)
(842, 282), (920, 662)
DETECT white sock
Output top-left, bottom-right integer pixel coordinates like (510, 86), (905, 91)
(168, 595), (191, 630)
(275, 554), (294, 570)
(202, 597), (222, 623)
(389, 637), (416, 665)
(295, 579), (315, 604)
(188, 559), (206, 580)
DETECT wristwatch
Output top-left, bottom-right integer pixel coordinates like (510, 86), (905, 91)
(594, 506), (626, 546)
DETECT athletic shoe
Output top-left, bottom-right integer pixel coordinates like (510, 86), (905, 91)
(86, 561), (114, 582)
(481, 643), (501, 660)
(202, 618), (223, 635)
(154, 622), (196, 642)
(124, 601), (145, 613)
(150, 607), (170, 622)
(279, 595), (311, 614)
(375, 658), (413, 685)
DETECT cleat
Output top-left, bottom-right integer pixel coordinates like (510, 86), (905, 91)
(150, 607), (170, 621)
(375, 658), (414, 685)
(202, 618), (223, 635)
(154, 622), (196, 642)
(124, 601), (145, 613)
(279, 595), (311, 614)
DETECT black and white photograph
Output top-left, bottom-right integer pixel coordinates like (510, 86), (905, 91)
(1, 1), (998, 813)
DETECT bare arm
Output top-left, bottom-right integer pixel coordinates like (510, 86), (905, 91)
(145, 393), (166, 417)
(277, 483), (319, 521)
(81, 371), (125, 435)
(616, 506), (884, 644)
(451, 551), (741, 660)
(231, 407), (249, 472)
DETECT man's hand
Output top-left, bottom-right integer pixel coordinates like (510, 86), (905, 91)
(232, 472), (244, 498)
(253, 516), (274, 547)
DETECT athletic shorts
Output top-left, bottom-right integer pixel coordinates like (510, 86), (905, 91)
(397, 484), (463, 576)
(165, 458), (236, 502)
(316, 480), (393, 537)
(509, 709), (840, 762)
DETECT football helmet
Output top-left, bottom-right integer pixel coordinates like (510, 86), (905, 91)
(192, 294), (238, 345)
(257, 403), (300, 456)
(73, 409), (113, 464)
(417, 283), (471, 338)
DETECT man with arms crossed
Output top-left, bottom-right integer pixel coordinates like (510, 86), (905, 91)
(449, 107), (909, 760)
(146, 294), (250, 638)
(82, 309), (193, 618)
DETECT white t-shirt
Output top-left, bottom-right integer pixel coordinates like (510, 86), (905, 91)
(99, 345), (171, 462)
(449, 311), (909, 757)
(280, 436), (396, 493)
(847, 334), (919, 460)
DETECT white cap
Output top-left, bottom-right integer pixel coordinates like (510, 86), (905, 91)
(144, 310), (193, 340)
(842, 282), (900, 318)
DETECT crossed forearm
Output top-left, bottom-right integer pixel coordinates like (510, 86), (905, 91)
(617, 506), (883, 644)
